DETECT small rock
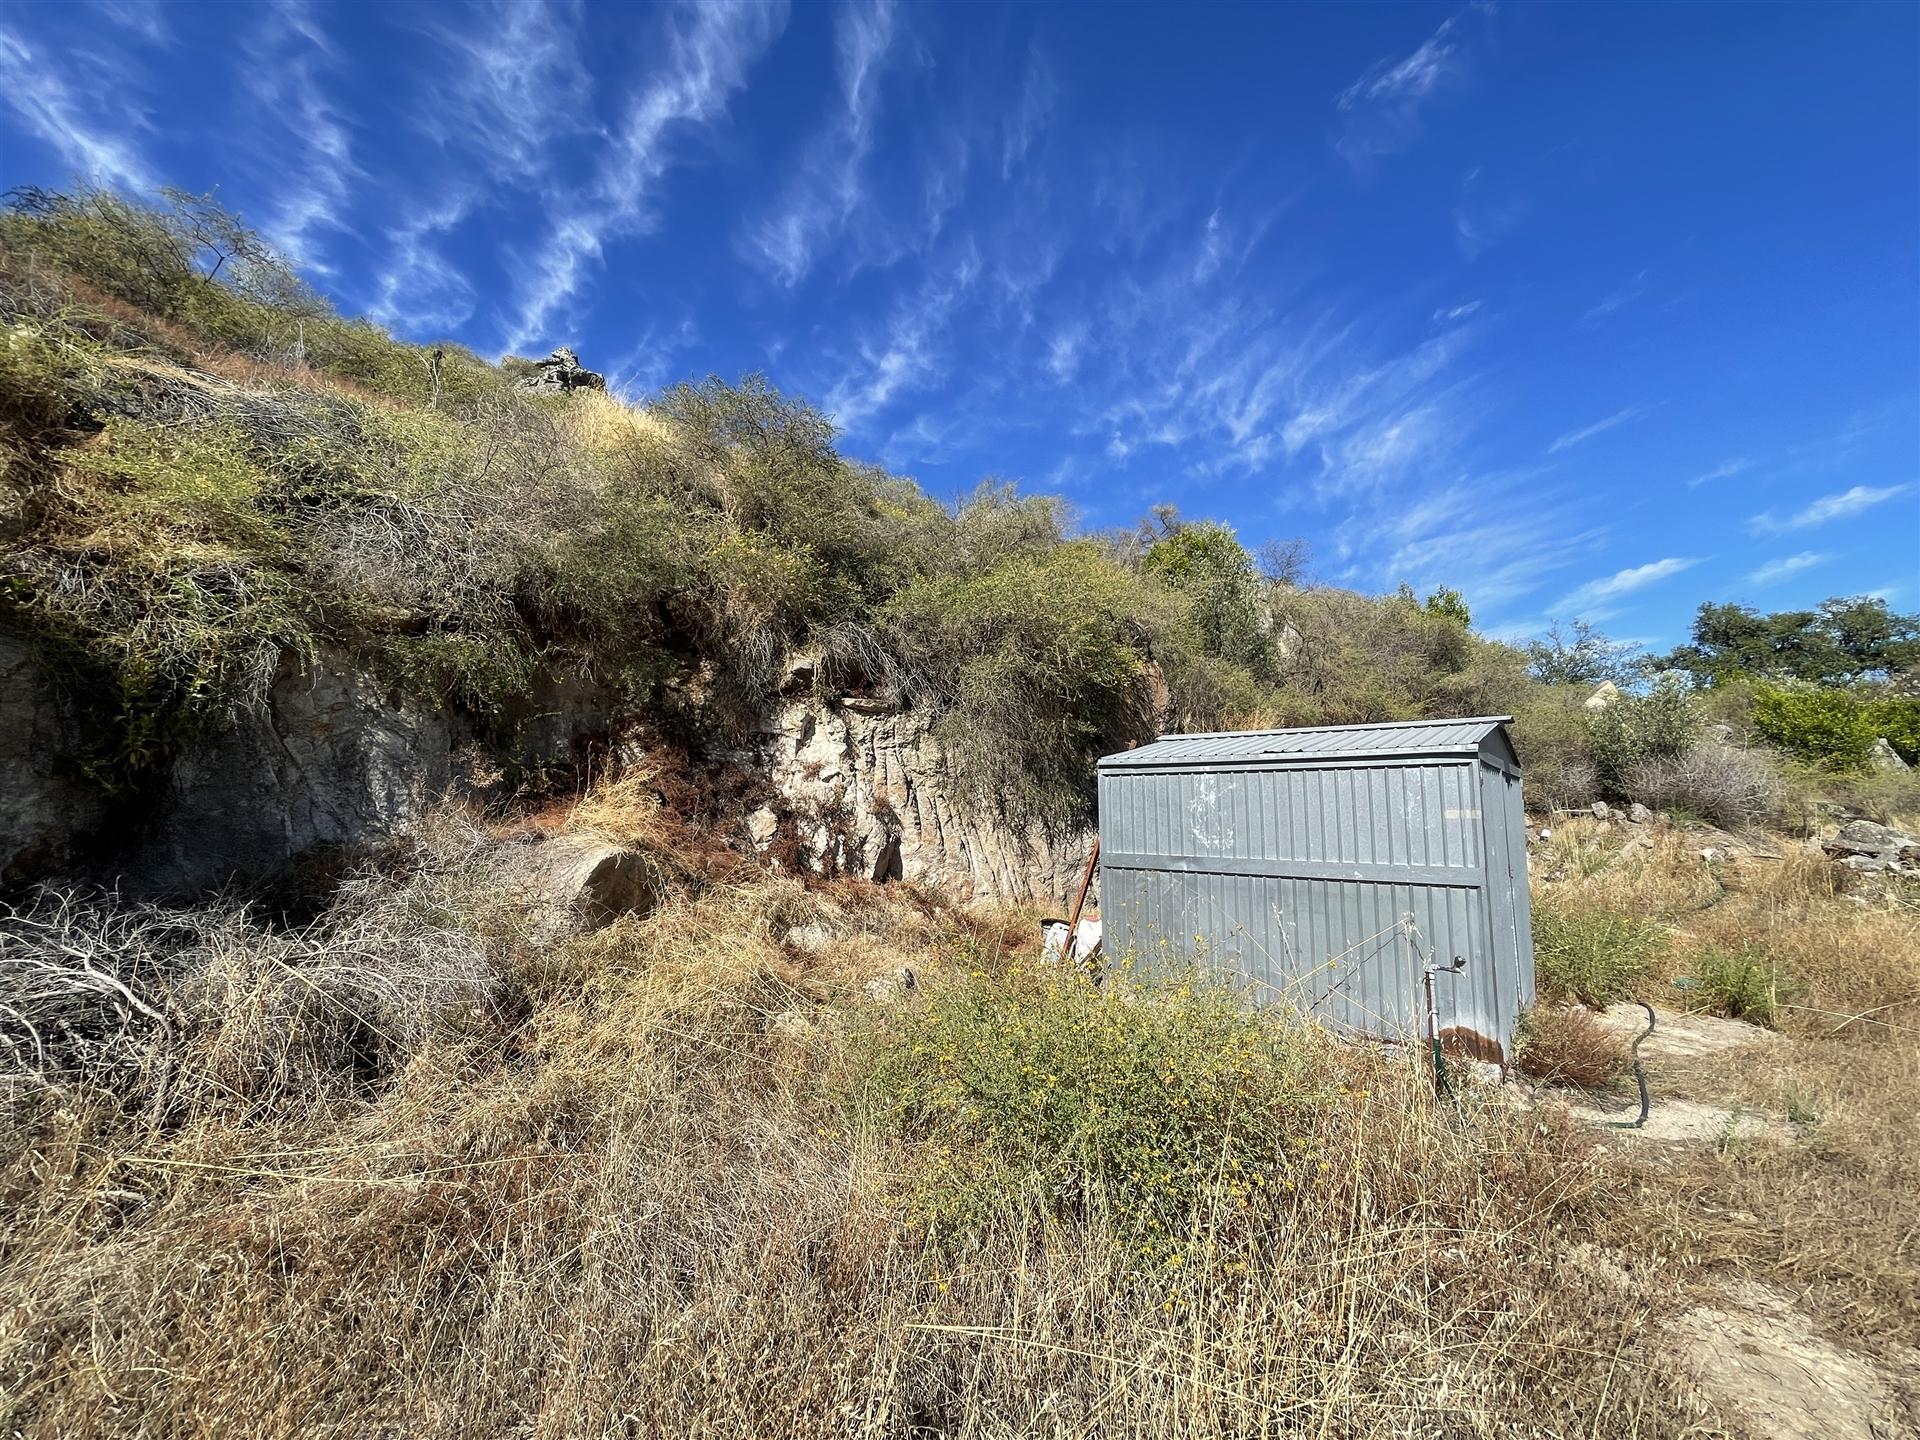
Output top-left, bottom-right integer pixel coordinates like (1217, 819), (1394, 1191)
(864, 966), (916, 1004)
(1591, 801), (1612, 820)
(782, 652), (819, 695)
(1839, 853), (1892, 874)
(784, 923), (832, 954)
(747, 806), (779, 847)
(1868, 736), (1911, 773)
(1628, 802), (1653, 825)
(1823, 818), (1918, 864)
(1699, 846), (1724, 863)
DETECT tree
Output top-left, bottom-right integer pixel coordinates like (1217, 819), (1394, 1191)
(1422, 586), (1472, 630)
(1140, 516), (1271, 675)
(1664, 597), (1920, 687)
(1526, 620), (1643, 686)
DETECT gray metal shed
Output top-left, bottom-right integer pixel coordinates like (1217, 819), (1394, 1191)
(1096, 716), (1534, 1063)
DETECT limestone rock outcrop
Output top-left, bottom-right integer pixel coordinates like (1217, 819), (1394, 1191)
(739, 694), (1093, 909)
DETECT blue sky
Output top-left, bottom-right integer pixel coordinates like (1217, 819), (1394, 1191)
(3, 0), (1916, 646)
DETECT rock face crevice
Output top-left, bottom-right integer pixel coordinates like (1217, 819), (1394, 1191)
(739, 696), (1092, 908)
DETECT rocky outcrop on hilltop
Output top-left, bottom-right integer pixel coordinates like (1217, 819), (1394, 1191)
(514, 347), (605, 394)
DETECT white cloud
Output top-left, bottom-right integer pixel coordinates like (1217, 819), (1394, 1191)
(0, 24), (154, 191)
(503, 0), (788, 353)
(1689, 457), (1751, 488)
(1451, 165), (1525, 258)
(1547, 404), (1648, 455)
(1555, 556), (1700, 615)
(420, 0), (592, 179)
(739, 0), (899, 286)
(88, 0), (171, 46)
(824, 249), (979, 432)
(368, 192), (478, 335)
(1745, 551), (1830, 586)
(1749, 483), (1915, 534)
(1001, 44), (1055, 178)
(1432, 299), (1480, 323)
(1046, 322), (1086, 384)
(1583, 269), (1648, 322)
(1333, 12), (1464, 165)
(243, 2), (357, 272)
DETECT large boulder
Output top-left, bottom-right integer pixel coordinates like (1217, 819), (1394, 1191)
(1868, 737), (1911, 774)
(515, 347), (605, 394)
(486, 835), (663, 943)
(1821, 818), (1920, 875)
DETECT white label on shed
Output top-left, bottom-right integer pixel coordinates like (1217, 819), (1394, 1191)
(1445, 808), (1481, 821)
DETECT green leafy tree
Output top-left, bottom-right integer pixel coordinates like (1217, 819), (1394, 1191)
(1141, 517), (1271, 676)
(1422, 586), (1472, 629)
(1665, 597), (1920, 686)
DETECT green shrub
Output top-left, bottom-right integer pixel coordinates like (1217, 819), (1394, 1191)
(1683, 943), (1790, 1026)
(880, 543), (1169, 825)
(852, 957), (1335, 1256)
(1142, 520), (1271, 676)
(1510, 688), (1600, 810)
(1587, 676), (1698, 792)
(1751, 682), (1878, 770)
(1531, 899), (1666, 1007)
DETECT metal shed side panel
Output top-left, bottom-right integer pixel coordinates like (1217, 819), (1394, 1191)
(1097, 865), (1494, 1046)
(1098, 756), (1508, 1053)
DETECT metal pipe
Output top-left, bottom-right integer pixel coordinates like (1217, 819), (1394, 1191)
(1063, 837), (1100, 970)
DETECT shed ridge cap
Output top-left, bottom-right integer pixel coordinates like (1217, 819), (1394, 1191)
(1152, 714), (1513, 742)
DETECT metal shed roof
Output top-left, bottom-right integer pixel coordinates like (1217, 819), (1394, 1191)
(1101, 715), (1515, 769)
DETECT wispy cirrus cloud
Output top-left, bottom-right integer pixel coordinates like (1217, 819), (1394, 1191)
(503, 0), (788, 353)
(371, 1), (595, 336)
(1547, 404), (1649, 455)
(1583, 269), (1649, 322)
(242, 2), (358, 272)
(1333, 10), (1469, 167)
(1689, 457), (1752, 488)
(0, 23), (155, 191)
(1000, 44), (1056, 178)
(1554, 556), (1701, 615)
(368, 191), (479, 335)
(1745, 551), (1829, 586)
(419, 0), (591, 178)
(739, 0), (900, 287)
(824, 245), (980, 432)
(1748, 482), (1916, 534)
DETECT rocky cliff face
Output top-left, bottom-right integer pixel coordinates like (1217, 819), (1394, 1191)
(2, 638), (1085, 910)
(737, 694), (1092, 909)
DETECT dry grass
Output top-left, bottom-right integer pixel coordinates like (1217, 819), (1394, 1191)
(0, 811), (1714, 1439)
(1515, 1004), (1631, 1089)
(2, 806), (1911, 1436)
(1530, 814), (1920, 1388)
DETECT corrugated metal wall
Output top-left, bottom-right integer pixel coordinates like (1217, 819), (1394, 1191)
(1098, 754), (1529, 1060)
